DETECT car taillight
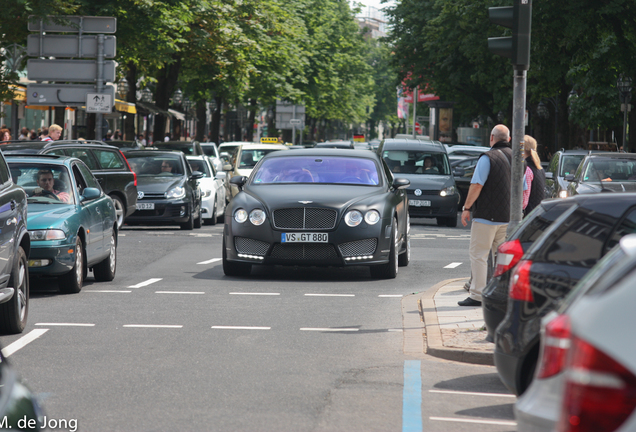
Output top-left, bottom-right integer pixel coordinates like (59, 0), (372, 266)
(120, 151), (137, 186)
(536, 314), (571, 379)
(508, 259), (535, 302)
(494, 239), (524, 277)
(558, 335), (636, 432)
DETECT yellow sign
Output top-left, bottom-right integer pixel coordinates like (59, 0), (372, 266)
(260, 137), (280, 144)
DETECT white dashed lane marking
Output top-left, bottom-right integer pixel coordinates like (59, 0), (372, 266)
(123, 324), (183, 328)
(35, 323), (95, 327)
(212, 326), (271, 330)
(155, 291), (205, 295)
(1, 329), (49, 357)
(443, 262), (463, 269)
(128, 278), (162, 288)
(305, 293), (355, 297)
(300, 328), (359, 332)
(429, 390), (515, 398)
(429, 417), (516, 426)
(85, 290), (131, 293)
(197, 258), (222, 265)
(230, 292), (280, 296)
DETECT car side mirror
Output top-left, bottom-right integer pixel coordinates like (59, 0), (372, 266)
(545, 171), (554, 180)
(564, 174), (575, 182)
(191, 171), (204, 180)
(81, 187), (101, 202)
(223, 164), (233, 171)
(392, 177), (410, 190)
(453, 168), (465, 177)
(215, 171), (227, 180)
(230, 175), (247, 188)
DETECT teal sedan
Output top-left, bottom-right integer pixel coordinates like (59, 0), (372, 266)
(6, 155), (118, 293)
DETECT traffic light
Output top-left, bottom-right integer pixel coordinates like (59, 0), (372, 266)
(488, 0), (532, 69)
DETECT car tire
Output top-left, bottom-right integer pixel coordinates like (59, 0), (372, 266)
(194, 206), (202, 229)
(59, 237), (84, 294)
(93, 230), (117, 282)
(180, 210), (194, 230)
(0, 247), (29, 334)
(370, 218), (398, 279)
(222, 236), (251, 276)
(110, 194), (125, 228)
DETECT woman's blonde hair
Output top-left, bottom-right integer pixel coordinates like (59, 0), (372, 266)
(524, 135), (543, 170)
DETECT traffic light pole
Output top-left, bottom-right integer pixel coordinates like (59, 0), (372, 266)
(508, 68), (527, 235)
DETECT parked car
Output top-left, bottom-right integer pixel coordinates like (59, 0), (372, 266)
(494, 193), (636, 396)
(2, 140), (138, 228)
(7, 155), (118, 293)
(514, 233), (636, 432)
(199, 142), (224, 172)
(451, 156), (480, 207)
(544, 149), (589, 198)
(565, 152), (636, 196)
(444, 144), (489, 163)
(217, 142), (243, 164)
(223, 149), (410, 278)
(378, 138), (460, 226)
(314, 140), (354, 149)
(482, 198), (578, 342)
(0, 150), (30, 334)
(0, 349), (44, 430)
(124, 150), (203, 230)
(228, 143), (289, 197)
(153, 140), (204, 156)
(186, 155), (226, 225)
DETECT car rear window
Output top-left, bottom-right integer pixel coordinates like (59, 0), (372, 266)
(253, 156), (380, 185)
(516, 202), (575, 244)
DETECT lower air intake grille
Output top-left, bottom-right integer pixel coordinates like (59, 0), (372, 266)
(270, 243), (339, 260)
(234, 237), (270, 256)
(338, 238), (377, 257)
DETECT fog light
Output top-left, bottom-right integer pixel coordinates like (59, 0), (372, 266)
(29, 259), (51, 267)
(180, 206), (187, 217)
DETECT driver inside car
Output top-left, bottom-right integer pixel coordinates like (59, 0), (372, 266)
(33, 169), (72, 203)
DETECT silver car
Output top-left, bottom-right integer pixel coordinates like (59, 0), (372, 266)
(186, 156), (226, 225)
(515, 234), (636, 431)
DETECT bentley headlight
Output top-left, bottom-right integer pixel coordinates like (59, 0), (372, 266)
(249, 209), (267, 226)
(440, 186), (456, 197)
(30, 229), (66, 241)
(344, 210), (363, 227)
(166, 186), (186, 199)
(559, 190), (568, 198)
(364, 210), (381, 225)
(234, 209), (248, 223)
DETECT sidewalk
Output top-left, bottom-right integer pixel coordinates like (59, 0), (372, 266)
(417, 277), (494, 365)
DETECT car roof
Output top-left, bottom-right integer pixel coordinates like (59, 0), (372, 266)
(263, 148), (380, 160)
(381, 138), (447, 152)
(238, 144), (289, 150)
(123, 150), (186, 158)
(5, 154), (75, 165)
(585, 152), (636, 159)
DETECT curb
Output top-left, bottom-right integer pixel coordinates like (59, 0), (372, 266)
(416, 278), (494, 366)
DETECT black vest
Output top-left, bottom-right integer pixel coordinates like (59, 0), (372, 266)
(524, 156), (546, 216)
(473, 141), (512, 223)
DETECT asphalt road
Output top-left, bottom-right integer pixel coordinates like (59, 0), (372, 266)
(0, 215), (517, 432)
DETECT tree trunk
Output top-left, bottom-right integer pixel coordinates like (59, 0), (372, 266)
(195, 100), (206, 142)
(209, 96), (222, 144)
(124, 63), (137, 141)
(153, 56), (181, 142)
(246, 98), (257, 142)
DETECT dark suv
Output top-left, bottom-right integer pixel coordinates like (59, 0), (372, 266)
(545, 149), (593, 198)
(378, 138), (459, 226)
(565, 152), (636, 196)
(494, 193), (636, 396)
(2, 140), (137, 228)
(0, 149), (30, 334)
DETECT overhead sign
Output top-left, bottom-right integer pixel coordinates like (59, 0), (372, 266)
(276, 101), (305, 130)
(86, 93), (112, 113)
(27, 34), (116, 58)
(28, 16), (117, 33)
(27, 83), (115, 106)
(27, 59), (116, 83)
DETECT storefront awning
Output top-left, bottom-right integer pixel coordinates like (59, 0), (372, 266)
(136, 101), (172, 117)
(115, 99), (137, 114)
(168, 108), (185, 121)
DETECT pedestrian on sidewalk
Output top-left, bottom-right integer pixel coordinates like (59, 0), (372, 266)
(522, 135), (545, 217)
(41, 124), (62, 141)
(458, 124), (513, 307)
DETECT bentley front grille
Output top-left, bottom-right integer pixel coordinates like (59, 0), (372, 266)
(338, 238), (377, 257)
(270, 243), (339, 260)
(272, 208), (337, 230)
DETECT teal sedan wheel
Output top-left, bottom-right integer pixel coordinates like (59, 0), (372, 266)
(59, 237), (84, 294)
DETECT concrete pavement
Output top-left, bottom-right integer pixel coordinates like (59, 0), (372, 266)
(403, 277), (494, 365)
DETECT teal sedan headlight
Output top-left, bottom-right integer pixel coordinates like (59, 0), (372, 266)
(29, 229), (66, 241)
(166, 186), (186, 199)
(440, 186), (456, 197)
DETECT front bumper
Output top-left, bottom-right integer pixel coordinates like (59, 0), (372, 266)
(406, 191), (459, 218)
(126, 199), (192, 225)
(224, 217), (394, 267)
(28, 241), (77, 276)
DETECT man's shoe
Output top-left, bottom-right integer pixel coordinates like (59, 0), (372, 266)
(458, 297), (481, 307)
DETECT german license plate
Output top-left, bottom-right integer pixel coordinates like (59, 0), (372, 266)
(409, 200), (431, 207)
(136, 202), (155, 210)
(281, 233), (328, 243)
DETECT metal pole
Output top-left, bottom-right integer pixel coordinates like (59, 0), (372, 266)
(554, 99), (558, 152)
(412, 87), (418, 138)
(508, 68), (527, 235)
(96, 34), (104, 141)
(623, 103), (629, 152)
(292, 105), (296, 145)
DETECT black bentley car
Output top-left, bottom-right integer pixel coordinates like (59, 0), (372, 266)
(223, 149), (410, 279)
(124, 150), (203, 230)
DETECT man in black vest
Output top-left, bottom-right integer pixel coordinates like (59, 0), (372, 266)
(458, 124), (512, 306)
